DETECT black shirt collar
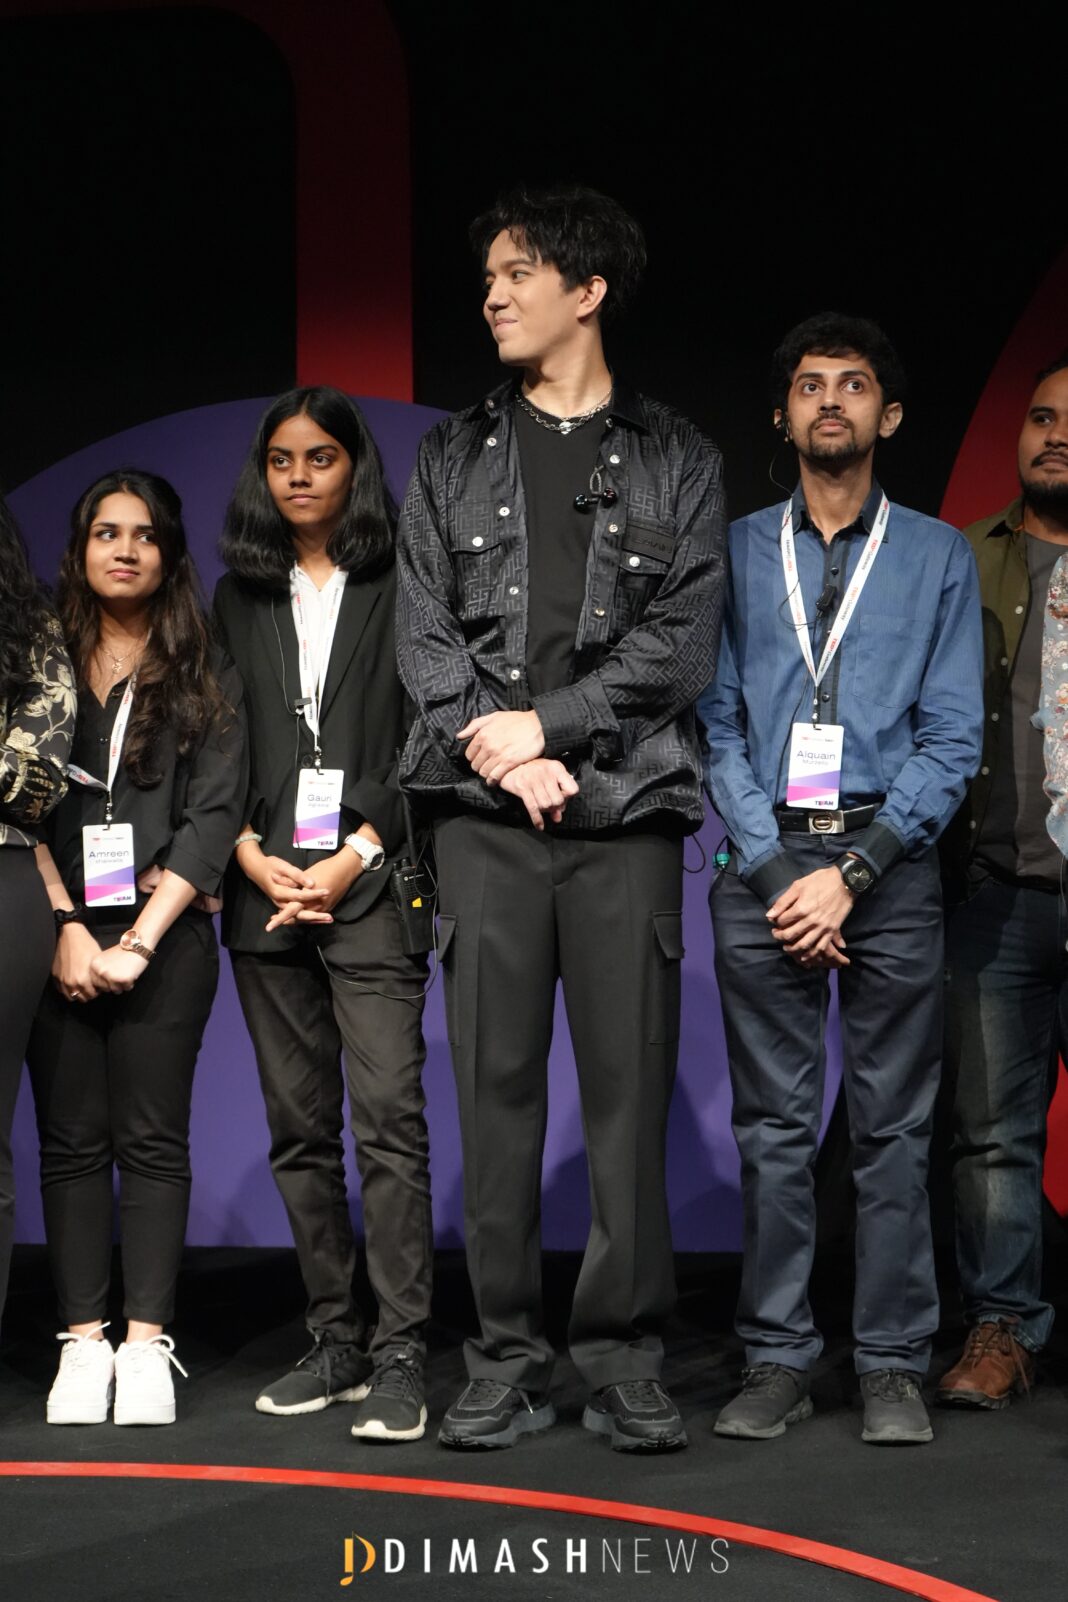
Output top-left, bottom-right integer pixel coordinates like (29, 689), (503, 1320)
(791, 479), (887, 542)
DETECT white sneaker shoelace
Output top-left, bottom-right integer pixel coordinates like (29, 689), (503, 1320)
(119, 1335), (189, 1380)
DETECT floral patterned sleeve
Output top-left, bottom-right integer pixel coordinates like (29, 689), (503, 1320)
(0, 613), (76, 846)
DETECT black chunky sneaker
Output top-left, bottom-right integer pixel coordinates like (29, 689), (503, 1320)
(582, 1379), (687, 1452)
(438, 1379), (555, 1449)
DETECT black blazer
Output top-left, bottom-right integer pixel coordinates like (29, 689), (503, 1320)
(213, 565), (409, 953)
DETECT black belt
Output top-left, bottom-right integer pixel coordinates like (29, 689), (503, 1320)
(775, 802), (881, 836)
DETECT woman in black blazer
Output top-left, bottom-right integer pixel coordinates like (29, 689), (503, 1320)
(29, 469), (245, 1427)
(214, 387), (432, 1443)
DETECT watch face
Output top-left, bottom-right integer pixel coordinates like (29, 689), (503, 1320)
(842, 859), (873, 892)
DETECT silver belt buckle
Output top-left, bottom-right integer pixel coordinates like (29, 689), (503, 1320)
(808, 810), (845, 834)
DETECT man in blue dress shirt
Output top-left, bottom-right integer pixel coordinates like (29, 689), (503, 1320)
(698, 313), (983, 1446)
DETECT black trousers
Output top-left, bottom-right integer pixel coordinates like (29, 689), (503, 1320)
(230, 897), (433, 1357)
(433, 813), (684, 1392)
(0, 848), (55, 1329)
(711, 834), (943, 1376)
(26, 910), (219, 1326)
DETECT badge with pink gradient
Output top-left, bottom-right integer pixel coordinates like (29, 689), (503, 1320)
(786, 722), (844, 810)
(81, 823), (137, 906)
(293, 767), (344, 851)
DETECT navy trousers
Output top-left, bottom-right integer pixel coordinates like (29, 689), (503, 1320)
(944, 875), (1066, 1352)
(711, 832), (943, 1375)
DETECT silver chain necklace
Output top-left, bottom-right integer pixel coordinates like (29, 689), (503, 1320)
(517, 387), (612, 436)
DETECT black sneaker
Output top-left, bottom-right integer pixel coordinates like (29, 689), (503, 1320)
(582, 1380), (687, 1452)
(351, 1349), (427, 1442)
(713, 1363), (813, 1440)
(438, 1380), (555, 1449)
(255, 1334), (372, 1416)
(860, 1369), (933, 1445)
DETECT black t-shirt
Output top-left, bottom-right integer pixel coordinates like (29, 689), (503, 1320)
(975, 532), (1063, 888)
(514, 405), (603, 697)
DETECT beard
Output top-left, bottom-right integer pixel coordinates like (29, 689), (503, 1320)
(1021, 469), (1068, 518)
(799, 424), (864, 467)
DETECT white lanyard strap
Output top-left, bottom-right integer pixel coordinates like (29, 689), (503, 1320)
(780, 494), (889, 688)
(290, 570), (345, 765)
(67, 676), (136, 824)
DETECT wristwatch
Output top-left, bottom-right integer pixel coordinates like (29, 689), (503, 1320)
(119, 929), (157, 962)
(837, 855), (875, 896)
(344, 832), (385, 872)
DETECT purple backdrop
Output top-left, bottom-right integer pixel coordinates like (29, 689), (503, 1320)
(9, 397), (842, 1253)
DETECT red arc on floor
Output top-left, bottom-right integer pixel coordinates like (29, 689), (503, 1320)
(0, 1460), (997, 1601)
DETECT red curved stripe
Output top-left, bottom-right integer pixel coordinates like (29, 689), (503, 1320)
(0, 1461), (996, 1602)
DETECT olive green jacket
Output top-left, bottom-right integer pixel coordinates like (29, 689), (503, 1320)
(940, 498), (1027, 890)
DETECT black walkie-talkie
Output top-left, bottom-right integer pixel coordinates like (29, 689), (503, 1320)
(389, 762), (436, 955)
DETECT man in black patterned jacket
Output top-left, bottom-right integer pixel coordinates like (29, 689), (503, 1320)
(396, 185), (726, 1453)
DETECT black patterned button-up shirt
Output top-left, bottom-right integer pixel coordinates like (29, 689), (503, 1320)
(396, 380), (727, 834)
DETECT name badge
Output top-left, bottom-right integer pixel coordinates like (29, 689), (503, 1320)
(293, 767), (344, 851)
(786, 723), (844, 810)
(82, 823), (137, 907)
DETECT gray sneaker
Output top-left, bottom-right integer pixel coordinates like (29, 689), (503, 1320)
(713, 1363), (813, 1440)
(860, 1369), (932, 1445)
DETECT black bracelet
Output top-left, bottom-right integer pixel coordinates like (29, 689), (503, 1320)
(53, 905), (86, 932)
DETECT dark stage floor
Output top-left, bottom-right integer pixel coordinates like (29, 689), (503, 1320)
(1, 1247), (1065, 1602)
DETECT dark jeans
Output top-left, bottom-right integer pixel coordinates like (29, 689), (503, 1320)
(945, 875), (1066, 1351)
(27, 910), (218, 1326)
(0, 848), (55, 1329)
(711, 835), (943, 1376)
(230, 897), (433, 1358)
(434, 813), (683, 1393)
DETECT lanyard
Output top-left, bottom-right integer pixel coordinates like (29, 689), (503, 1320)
(290, 569), (345, 769)
(780, 494), (889, 689)
(67, 676), (136, 826)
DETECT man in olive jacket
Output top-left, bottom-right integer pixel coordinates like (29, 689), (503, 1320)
(939, 353), (1068, 1409)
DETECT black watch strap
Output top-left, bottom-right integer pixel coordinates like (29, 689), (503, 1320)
(53, 905), (86, 931)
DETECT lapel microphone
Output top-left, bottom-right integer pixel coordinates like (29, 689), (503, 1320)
(815, 584), (838, 615)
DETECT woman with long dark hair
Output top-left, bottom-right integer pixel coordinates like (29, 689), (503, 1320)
(0, 490), (75, 1333)
(214, 387), (432, 1442)
(28, 469), (246, 1426)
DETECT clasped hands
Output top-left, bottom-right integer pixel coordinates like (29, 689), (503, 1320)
(241, 845), (363, 933)
(767, 864), (856, 970)
(458, 709), (578, 830)
(52, 924), (147, 1001)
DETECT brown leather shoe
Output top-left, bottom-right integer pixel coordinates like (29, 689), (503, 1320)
(936, 1320), (1035, 1409)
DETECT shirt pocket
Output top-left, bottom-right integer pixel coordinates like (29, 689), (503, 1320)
(447, 522), (507, 626)
(853, 613), (926, 711)
(611, 518), (674, 634)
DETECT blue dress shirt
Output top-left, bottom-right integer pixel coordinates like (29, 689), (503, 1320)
(697, 481), (984, 904)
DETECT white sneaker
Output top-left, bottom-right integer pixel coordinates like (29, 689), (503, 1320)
(113, 1335), (188, 1426)
(47, 1325), (115, 1425)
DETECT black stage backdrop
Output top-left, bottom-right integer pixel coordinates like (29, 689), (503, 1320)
(0, 4), (1063, 518)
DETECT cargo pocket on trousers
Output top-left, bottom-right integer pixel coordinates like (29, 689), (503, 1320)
(437, 914), (460, 1045)
(649, 911), (684, 1043)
